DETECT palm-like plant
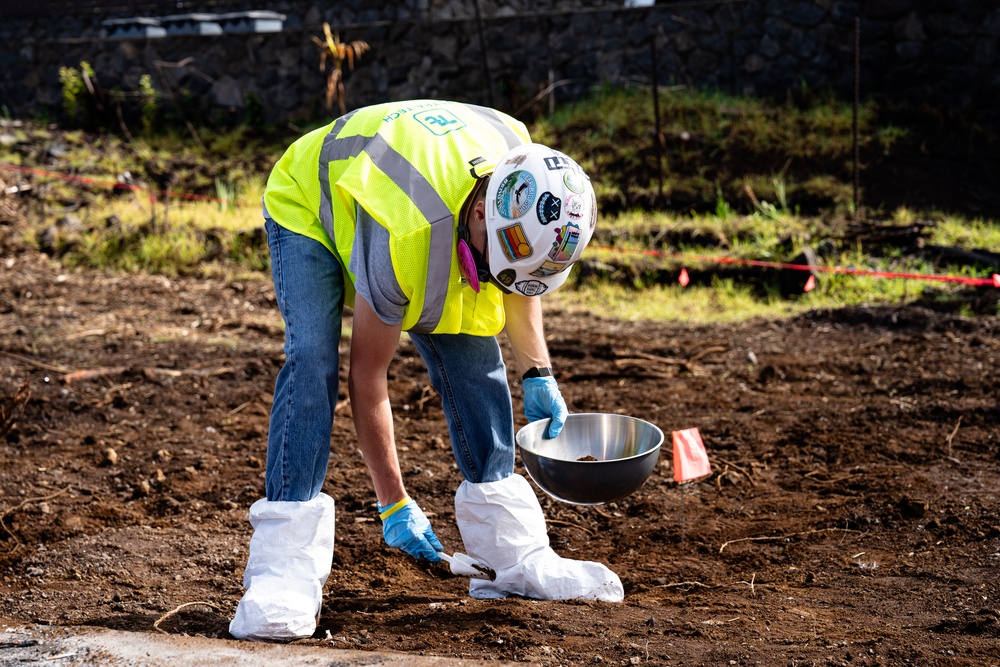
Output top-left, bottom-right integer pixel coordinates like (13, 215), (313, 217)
(312, 23), (371, 115)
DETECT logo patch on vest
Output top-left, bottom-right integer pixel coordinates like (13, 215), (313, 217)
(549, 222), (581, 262)
(536, 192), (561, 225)
(497, 223), (533, 262)
(515, 279), (549, 296)
(414, 109), (466, 136)
(495, 170), (537, 219)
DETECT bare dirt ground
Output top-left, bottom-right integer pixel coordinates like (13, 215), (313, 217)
(2, 212), (999, 666)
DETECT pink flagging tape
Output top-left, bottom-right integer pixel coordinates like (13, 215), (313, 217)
(593, 245), (1000, 289)
(672, 427), (711, 483)
(678, 267), (690, 286)
(803, 274), (817, 292)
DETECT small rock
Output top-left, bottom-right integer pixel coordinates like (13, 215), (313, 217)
(99, 448), (118, 466)
(154, 468), (166, 483)
(899, 497), (929, 519)
(136, 480), (151, 496)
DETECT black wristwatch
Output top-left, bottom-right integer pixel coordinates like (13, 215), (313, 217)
(521, 366), (553, 381)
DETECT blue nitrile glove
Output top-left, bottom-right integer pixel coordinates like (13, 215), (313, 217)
(377, 497), (443, 562)
(523, 376), (568, 439)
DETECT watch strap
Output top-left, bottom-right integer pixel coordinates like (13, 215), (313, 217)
(521, 366), (553, 381)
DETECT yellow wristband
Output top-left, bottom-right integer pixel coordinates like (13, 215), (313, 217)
(378, 496), (411, 521)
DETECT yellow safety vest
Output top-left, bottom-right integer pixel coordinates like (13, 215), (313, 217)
(264, 100), (530, 335)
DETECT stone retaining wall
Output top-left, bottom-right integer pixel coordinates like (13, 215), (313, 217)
(0, 1), (997, 125)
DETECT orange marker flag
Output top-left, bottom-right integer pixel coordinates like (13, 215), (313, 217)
(803, 274), (817, 292)
(672, 427), (711, 483)
(678, 268), (690, 286)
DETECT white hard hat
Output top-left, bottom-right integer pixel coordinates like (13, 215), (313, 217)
(483, 143), (597, 296)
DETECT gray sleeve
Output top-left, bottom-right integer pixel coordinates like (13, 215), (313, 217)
(349, 205), (409, 326)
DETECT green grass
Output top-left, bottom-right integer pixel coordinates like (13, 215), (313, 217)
(531, 84), (876, 216)
(550, 279), (806, 324)
(53, 177), (268, 276)
(8, 85), (999, 322)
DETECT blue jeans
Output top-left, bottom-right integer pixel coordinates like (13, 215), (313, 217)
(264, 218), (515, 502)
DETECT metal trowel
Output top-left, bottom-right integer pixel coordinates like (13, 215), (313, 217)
(439, 552), (497, 581)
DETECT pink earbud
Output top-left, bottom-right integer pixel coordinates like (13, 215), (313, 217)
(457, 239), (480, 293)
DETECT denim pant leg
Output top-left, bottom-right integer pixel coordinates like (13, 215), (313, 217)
(264, 218), (345, 501)
(409, 333), (515, 484)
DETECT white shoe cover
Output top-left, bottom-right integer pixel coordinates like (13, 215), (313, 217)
(455, 475), (624, 602)
(229, 493), (336, 641)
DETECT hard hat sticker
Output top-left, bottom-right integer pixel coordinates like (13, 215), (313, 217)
(496, 268), (516, 287)
(530, 259), (570, 278)
(536, 192), (562, 225)
(497, 223), (533, 262)
(589, 191), (598, 230)
(495, 170), (537, 219)
(515, 279), (549, 296)
(549, 222), (581, 262)
(544, 155), (574, 170)
(563, 170), (586, 194)
(414, 109), (467, 136)
(565, 194), (585, 220)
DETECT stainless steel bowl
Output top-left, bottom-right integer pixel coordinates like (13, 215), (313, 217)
(516, 413), (663, 505)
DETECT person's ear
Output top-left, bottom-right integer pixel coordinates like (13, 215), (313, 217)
(473, 199), (487, 226)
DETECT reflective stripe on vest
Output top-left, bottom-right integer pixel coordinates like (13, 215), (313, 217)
(316, 104), (522, 333)
(467, 104), (523, 152)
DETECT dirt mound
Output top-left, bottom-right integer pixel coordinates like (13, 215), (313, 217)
(2, 237), (999, 665)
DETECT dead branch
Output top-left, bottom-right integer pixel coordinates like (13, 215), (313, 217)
(719, 527), (862, 554)
(153, 601), (220, 634)
(688, 345), (728, 364)
(655, 580), (717, 589)
(62, 367), (128, 384)
(588, 505), (617, 520)
(0, 350), (70, 374)
(711, 456), (756, 487)
(147, 366), (234, 378)
(802, 469), (858, 485)
(546, 519), (595, 537)
(945, 416), (962, 458)
(615, 352), (694, 378)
